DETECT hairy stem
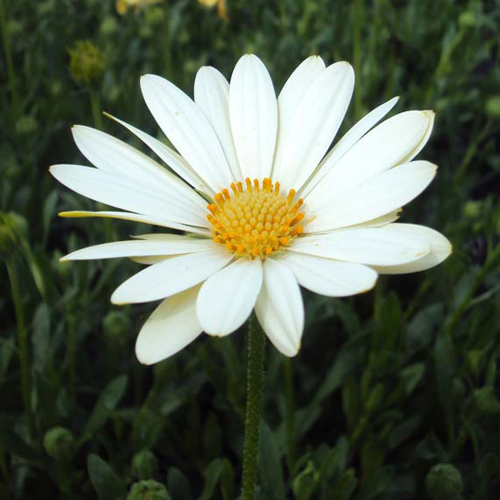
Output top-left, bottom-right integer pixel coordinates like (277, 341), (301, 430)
(241, 314), (266, 500)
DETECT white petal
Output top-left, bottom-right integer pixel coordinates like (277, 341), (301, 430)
(254, 259), (304, 357)
(58, 210), (210, 236)
(338, 209), (402, 230)
(50, 164), (208, 228)
(273, 56), (326, 176)
(140, 74), (234, 192)
(274, 62), (355, 192)
(61, 237), (213, 261)
(290, 226), (430, 266)
(281, 252), (378, 297)
(307, 161), (437, 233)
(134, 233), (206, 241)
(130, 256), (172, 265)
(301, 96), (399, 197)
(135, 285), (203, 365)
(111, 245), (232, 304)
(194, 67), (242, 181)
(371, 224), (451, 274)
(196, 258), (262, 336)
(229, 54), (277, 180)
(105, 113), (207, 193)
(398, 111), (435, 164)
(308, 110), (434, 202)
(72, 126), (205, 212)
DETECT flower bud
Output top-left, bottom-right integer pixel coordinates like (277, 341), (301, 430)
(15, 116), (38, 136)
(6, 19), (22, 36)
(100, 16), (119, 37)
(139, 26), (153, 39)
(463, 201), (481, 219)
(103, 311), (132, 348)
(145, 7), (164, 26)
(472, 387), (500, 417)
(426, 464), (463, 500)
(132, 449), (158, 479)
(127, 480), (171, 500)
(485, 96), (500, 118)
(458, 11), (477, 29)
(43, 427), (75, 459)
(68, 40), (104, 87)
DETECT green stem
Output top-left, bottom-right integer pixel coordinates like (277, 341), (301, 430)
(367, 0), (380, 82)
(453, 120), (493, 187)
(352, 0), (363, 121)
(89, 90), (103, 130)
(241, 314), (266, 500)
(65, 308), (77, 400)
(6, 259), (35, 437)
(0, 0), (18, 110)
(284, 358), (296, 472)
(163, 1), (172, 79)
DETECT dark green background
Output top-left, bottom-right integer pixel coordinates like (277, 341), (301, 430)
(2, 0), (500, 498)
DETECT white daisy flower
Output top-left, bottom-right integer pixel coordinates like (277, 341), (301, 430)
(50, 54), (451, 364)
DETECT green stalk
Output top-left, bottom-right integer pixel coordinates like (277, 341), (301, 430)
(163, 1), (172, 79)
(284, 358), (296, 471)
(65, 308), (77, 400)
(6, 259), (35, 437)
(241, 314), (266, 500)
(352, 0), (363, 121)
(89, 90), (103, 130)
(0, 0), (18, 110)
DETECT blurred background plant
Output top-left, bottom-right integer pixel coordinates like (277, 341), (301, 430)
(1, 0), (500, 498)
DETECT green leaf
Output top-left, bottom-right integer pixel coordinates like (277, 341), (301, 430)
(32, 303), (51, 370)
(0, 416), (39, 460)
(314, 336), (365, 405)
(198, 459), (224, 500)
(132, 408), (164, 450)
(292, 460), (318, 500)
(220, 459), (235, 500)
(357, 466), (394, 500)
(342, 378), (361, 430)
(167, 467), (192, 500)
(477, 453), (500, 499)
(87, 454), (126, 500)
(387, 416), (421, 449)
(0, 338), (15, 381)
(434, 333), (456, 419)
(82, 375), (128, 441)
(42, 190), (58, 246)
(372, 291), (401, 351)
(318, 436), (349, 483)
(330, 469), (357, 500)
(399, 363), (426, 396)
(258, 421), (286, 500)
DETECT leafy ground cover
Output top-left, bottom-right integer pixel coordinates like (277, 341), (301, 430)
(2, 0), (500, 498)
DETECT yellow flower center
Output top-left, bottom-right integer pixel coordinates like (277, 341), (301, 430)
(207, 178), (306, 260)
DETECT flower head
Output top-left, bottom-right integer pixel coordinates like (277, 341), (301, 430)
(51, 55), (451, 364)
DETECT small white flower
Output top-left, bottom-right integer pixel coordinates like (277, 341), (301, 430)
(50, 55), (451, 364)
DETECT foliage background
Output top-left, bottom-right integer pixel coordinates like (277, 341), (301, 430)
(2, 0), (500, 498)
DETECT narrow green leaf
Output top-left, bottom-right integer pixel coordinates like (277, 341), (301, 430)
(82, 375), (128, 441)
(258, 421), (286, 500)
(87, 454), (126, 500)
